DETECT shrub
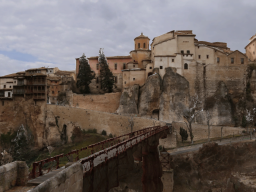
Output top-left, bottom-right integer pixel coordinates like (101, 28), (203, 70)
(158, 145), (163, 151)
(101, 130), (107, 136)
(241, 116), (247, 128)
(109, 133), (113, 138)
(179, 127), (188, 143)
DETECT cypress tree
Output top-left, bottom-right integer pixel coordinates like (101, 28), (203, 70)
(76, 53), (95, 94)
(98, 49), (115, 93)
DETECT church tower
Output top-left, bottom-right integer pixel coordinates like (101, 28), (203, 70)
(130, 33), (151, 68)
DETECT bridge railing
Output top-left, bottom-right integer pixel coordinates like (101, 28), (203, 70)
(30, 126), (168, 179)
(80, 126), (169, 175)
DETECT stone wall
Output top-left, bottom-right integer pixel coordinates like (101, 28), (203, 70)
(159, 132), (177, 149)
(46, 105), (166, 145)
(0, 161), (28, 192)
(172, 122), (246, 142)
(30, 162), (83, 192)
(71, 92), (121, 113)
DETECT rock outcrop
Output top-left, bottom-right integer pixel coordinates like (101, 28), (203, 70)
(138, 69), (162, 119)
(116, 84), (140, 114)
(159, 67), (190, 122)
(204, 81), (233, 125)
(171, 141), (256, 192)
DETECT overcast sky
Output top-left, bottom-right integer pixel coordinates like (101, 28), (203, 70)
(0, 0), (255, 76)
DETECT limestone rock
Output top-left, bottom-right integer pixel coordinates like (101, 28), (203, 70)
(159, 67), (190, 123)
(204, 81), (233, 125)
(138, 70), (162, 119)
(116, 85), (140, 114)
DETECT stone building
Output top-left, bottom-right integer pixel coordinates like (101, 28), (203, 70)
(76, 55), (132, 93)
(47, 70), (76, 104)
(245, 33), (256, 61)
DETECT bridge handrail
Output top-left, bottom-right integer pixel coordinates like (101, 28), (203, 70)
(30, 125), (168, 179)
(80, 126), (169, 173)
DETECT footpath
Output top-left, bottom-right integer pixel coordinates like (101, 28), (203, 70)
(167, 135), (255, 156)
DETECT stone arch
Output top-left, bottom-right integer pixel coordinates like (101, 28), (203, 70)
(152, 109), (159, 120)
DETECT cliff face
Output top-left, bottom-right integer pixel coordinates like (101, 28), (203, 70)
(159, 68), (190, 122)
(116, 84), (140, 114)
(138, 69), (162, 118)
(117, 66), (243, 126)
(0, 98), (46, 148)
(171, 141), (256, 192)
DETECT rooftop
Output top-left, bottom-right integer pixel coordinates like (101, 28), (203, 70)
(88, 56), (132, 60)
(134, 33), (150, 40)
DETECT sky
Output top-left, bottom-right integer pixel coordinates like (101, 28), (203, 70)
(0, 0), (255, 76)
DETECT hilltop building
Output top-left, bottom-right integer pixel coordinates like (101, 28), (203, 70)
(245, 33), (256, 61)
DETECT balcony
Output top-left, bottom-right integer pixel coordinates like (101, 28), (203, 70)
(14, 82), (24, 86)
(26, 82), (46, 86)
(13, 89), (25, 95)
(33, 96), (46, 100)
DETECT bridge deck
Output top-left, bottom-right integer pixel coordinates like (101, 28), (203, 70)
(27, 167), (65, 186)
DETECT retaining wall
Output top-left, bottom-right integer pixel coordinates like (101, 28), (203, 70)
(0, 161), (28, 192)
(29, 162), (83, 192)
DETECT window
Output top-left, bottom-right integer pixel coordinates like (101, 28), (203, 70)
(138, 43), (140, 48)
(97, 86), (98, 88)
(2, 101), (4, 106)
(181, 50), (184, 54)
(97, 64), (99, 70)
(133, 65), (135, 67)
(143, 43), (146, 48)
(207, 55), (209, 59)
(4, 85), (6, 88)
(123, 63), (126, 69)
(160, 66), (163, 69)
(52, 91), (54, 94)
(231, 58), (234, 64)
(187, 50), (190, 54)
(150, 67), (152, 69)
(217, 57), (220, 63)
(115, 63), (117, 70)
(124, 81), (126, 84)
(133, 78), (135, 81)
(198, 55), (201, 59)
(9, 86), (11, 88)
(184, 63), (188, 69)
(8, 92), (10, 97)
(96, 77), (99, 83)
(115, 76), (117, 83)
(172, 59), (174, 62)
(14, 81), (16, 83)
(241, 58), (244, 64)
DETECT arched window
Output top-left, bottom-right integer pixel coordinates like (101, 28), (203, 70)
(143, 43), (146, 48)
(138, 43), (140, 48)
(184, 63), (188, 69)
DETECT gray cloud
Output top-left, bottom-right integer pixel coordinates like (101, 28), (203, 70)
(0, 0), (255, 76)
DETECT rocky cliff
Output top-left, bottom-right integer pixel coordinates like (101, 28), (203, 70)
(171, 141), (256, 192)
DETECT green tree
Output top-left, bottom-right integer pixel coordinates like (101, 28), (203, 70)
(76, 53), (95, 94)
(98, 49), (115, 93)
(179, 127), (188, 143)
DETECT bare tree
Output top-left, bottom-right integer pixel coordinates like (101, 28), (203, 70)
(179, 95), (203, 144)
(245, 108), (256, 140)
(206, 110), (212, 142)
